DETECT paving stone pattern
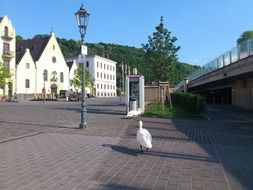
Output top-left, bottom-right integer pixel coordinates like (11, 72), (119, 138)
(0, 99), (253, 190)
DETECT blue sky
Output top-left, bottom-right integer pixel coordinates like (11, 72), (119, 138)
(1, 0), (253, 66)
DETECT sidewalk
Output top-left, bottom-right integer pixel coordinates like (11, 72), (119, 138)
(0, 101), (252, 190)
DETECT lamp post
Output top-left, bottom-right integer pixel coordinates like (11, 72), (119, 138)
(75, 4), (90, 128)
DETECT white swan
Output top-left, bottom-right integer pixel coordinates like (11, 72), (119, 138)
(137, 120), (152, 152)
(125, 108), (143, 118)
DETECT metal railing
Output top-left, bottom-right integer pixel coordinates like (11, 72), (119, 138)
(176, 39), (253, 89)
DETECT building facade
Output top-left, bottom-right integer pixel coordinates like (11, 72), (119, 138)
(16, 32), (70, 100)
(1, 15), (117, 101)
(0, 15), (16, 98)
(87, 54), (117, 97)
(68, 53), (117, 97)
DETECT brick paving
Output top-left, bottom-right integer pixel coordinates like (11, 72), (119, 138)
(0, 98), (253, 190)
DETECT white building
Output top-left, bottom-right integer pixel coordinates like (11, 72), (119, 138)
(67, 53), (117, 97)
(16, 32), (70, 100)
(0, 15), (16, 98)
(1, 15), (117, 100)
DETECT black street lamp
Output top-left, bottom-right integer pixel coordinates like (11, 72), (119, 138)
(75, 4), (90, 128)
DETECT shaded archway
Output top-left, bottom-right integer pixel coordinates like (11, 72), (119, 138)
(50, 83), (57, 98)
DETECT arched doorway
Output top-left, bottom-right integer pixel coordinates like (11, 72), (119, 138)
(51, 83), (57, 98)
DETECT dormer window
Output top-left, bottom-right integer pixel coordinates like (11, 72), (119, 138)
(4, 26), (8, 37)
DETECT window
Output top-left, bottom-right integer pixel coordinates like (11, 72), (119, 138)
(97, 72), (99, 78)
(60, 72), (64, 83)
(100, 63), (102, 68)
(97, 62), (99, 67)
(4, 26), (8, 37)
(101, 84), (103, 89)
(107, 74), (109, 79)
(43, 70), (48, 81)
(3, 42), (10, 51)
(113, 66), (115, 71)
(97, 83), (99, 89)
(113, 76), (115, 80)
(104, 64), (106, 69)
(53, 45), (55, 50)
(104, 84), (106, 89)
(25, 79), (30, 88)
(26, 63), (30, 69)
(107, 65), (109, 70)
(52, 56), (56, 63)
(86, 61), (89, 68)
(100, 73), (102, 78)
(104, 74), (106, 79)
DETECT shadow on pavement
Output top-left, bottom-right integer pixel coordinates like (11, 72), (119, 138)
(0, 120), (79, 129)
(102, 144), (138, 157)
(101, 184), (149, 190)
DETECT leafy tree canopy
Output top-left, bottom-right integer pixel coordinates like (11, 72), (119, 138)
(16, 35), (23, 43)
(70, 66), (92, 91)
(142, 16), (180, 83)
(237, 30), (253, 44)
(18, 33), (198, 85)
(0, 63), (9, 88)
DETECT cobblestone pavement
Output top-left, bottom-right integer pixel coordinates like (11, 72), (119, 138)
(0, 98), (253, 190)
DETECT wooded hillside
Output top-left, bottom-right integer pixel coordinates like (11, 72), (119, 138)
(57, 38), (199, 85)
(18, 35), (199, 85)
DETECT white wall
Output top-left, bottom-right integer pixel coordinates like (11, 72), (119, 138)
(16, 49), (36, 94)
(70, 54), (117, 97)
(69, 59), (78, 91)
(36, 32), (69, 94)
(88, 55), (117, 97)
(0, 15), (16, 96)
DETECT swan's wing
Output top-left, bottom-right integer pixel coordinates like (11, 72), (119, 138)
(142, 129), (152, 142)
(125, 111), (134, 118)
(137, 129), (152, 148)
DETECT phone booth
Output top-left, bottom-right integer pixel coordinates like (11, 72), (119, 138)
(125, 74), (145, 113)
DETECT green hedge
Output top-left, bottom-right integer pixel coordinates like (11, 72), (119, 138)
(170, 92), (205, 113)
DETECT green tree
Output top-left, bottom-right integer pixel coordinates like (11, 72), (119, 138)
(142, 16), (180, 83)
(16, 35), (23, 43)
(70, 66), (92, 91)
(237, 31), (253, 44)
(0, 63), (9, 88)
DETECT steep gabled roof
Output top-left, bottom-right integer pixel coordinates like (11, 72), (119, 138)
(16, 36), (50, 62)
(16, 51), (25, 64)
